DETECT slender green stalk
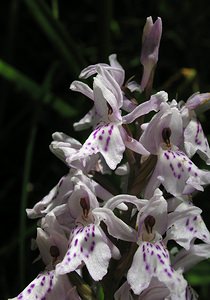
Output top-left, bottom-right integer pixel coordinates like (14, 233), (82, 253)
(52, 0), (59, 20)
(24, 0), (86, 74)
(19, 116), (37, 288)
(0, 59), (77, 117)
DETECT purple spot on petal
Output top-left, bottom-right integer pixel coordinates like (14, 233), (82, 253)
(164, 152), (169, 160)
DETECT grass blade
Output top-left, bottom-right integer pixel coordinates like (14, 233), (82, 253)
(0, 59), (77, 117)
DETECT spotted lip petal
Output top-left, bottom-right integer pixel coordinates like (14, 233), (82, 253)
(166, 202), (210, 250)
(9, 271), (77, 300)
(55, 224), (111, 281)
(184, 117), (210, 164)
(127, 241), (187, 296)
(69, 123), (125, 170)
(50, 133), (99, 173)
(144, 148), (210, 198)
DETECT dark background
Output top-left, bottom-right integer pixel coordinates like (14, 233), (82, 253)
(1, 0), (210, 299)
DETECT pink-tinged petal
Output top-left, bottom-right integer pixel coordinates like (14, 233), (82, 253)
(127, 80), (141, 92)
(117, 280), (178, 300)
(98, 225), (121, 260)
(140, 17), (162, 91)
(140, 103), (183, 154)
(51, 133), (104, 173)
(79, 63), (109, 78)
(70, 80), (94, 100)
(143, 165), (162, 199)
(36, 223), (68, 267)
(97, 65), (123, 109)
(173, 244), (210, 273)
(73, 109), (94, 131)
(9, 271), (74, 300)
(108, 54), (125, 86)
(184, 118), (210, 164)
(145, 148), (210, 198)
(94, 69), (122, 120)
(114, 281), (134, 300)
(51, 132), (82, 146)
(120, 126), (149, 156)
(50, 132), (82, 164)
(79, 57), (125, 87)
(93, 181), (113, 201)
(92, 207), (137, 242)
(185, 285), (198, 300)
(137, 279), (173, 300)
(122, 97), (137, 113)
(92, 79), (110, 122)
(56, 224), (111, 281)
(185, 92), (210, 110)
(67, 182), (99, 219)
(70, 123), (125, 170)
(127, 241), (187, 296)
(104, 194), (147, 211)
(66, 287), (82, 300)
(137, 189), (168, 236)
(166, 202), (210, 250)
(26, 174), (73, 219)
(122, 91), (168, 124)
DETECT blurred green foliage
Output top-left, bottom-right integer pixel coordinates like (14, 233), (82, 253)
(1, 0), (210, 299)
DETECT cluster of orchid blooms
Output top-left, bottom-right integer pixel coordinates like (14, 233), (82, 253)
(10, 17), (210, 300)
